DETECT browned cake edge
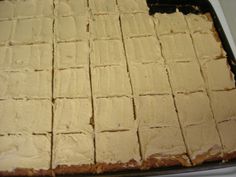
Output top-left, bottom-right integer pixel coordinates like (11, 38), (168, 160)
(223, 151), (236, 161)
(0, 168), (53, 177)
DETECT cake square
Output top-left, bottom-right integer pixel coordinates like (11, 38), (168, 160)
(120, 13), (155, 38)
(54, 68), (91, 98)
(192, 32), (226, 60)
(183, 120), (222, 164)
(91, 39), (126, 67)
(12, 17), (53, 44)
(0, 71), (51, 99)
(92, 66), (131, 97)
(139, 127), (186, 159)
(218, 120), (236, 155)
(159, 33), (196, 62)
(0, 134), (51, 171)
(0, 44), (52, 71)
(202, 59), (235, 90)
(117, 0), (148, 14)
(0, 1), (14, 20)
(53, 133), (94, 167)
(136, 95), (179, 128)
(130, 63), (171, 95)
(94, 97), (135, 132)
(0, 20), (12, 45)
(14, 0), (53, 18)
(55, 0), (88, 16)
(90, 15), (121, 40)
(186, 14), (213, 33)
(54, 98), (93, 134)
(211, 90), (236, 123)
(96, 131), (140, 163)
(124, 36), (163, 64)
(56, 15), (89, 42)
(168, 62), (205, 93)
(153, 12), (188, 35)
(55, 41), (89, 69)
(0, 100), (51, 134)
(175, 92), (213, 127)
(89, 0), (117, 15)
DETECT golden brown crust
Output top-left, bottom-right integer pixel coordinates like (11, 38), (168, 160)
(223, 151), (236, 161)
(0, 168), (53, 177)
(54, 164), (95, 175)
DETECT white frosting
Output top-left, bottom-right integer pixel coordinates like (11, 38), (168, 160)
(89, 0), (118, 15)
(92, 66), (132, 97)
(53, 133), (94, 168)
(0, 134), (51, 171)
(117, 0), (148, 14)
(96, 130), (140, 163)
(91, 39), (126, 67)
(136, 95), (179, 128)
(154, 12), (188, 35)
(0, 100), (51, 134)
(91, 15), (121, 40)
(94, 97), (135, 132)
(120, 13), (155, 38)
(124, 36), (163, 64)
(54, 68), (91, 98)
(56, 15), (89, 42)
(168, 61), (205, 93)
(0, 44), (52, 71)
(130, 63), (171, 95)
(160, 33), (196, 62)
(55, 0), (88, 16)
(139, 127), (187, 159)
(55, 41), (89, 69)
(0, 71), (51, 99)
(54, 98), (93, 133)
(175, 92), (213, 127)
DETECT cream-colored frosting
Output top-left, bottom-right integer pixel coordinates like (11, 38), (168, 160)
(0, 21), (12, 45)
(96, 130), (140, 163)
(91, 39), (126, 67)
(89, 0), (118, 15)
(55, 41), (89, 69)
(0, 134), (51, 171)
(56, 15), (89, 42)
(117, 0), (148, 13)
(92, 66), (132, 97)
(0, 44), (52, 71)
(55, 0), (88, 16)
(159, 33), (196, 62)
(183, 120), (222, 160)
(124, 36), (163, 64)
(91, 15), (121, 40)
(12, 17), (52, 44)
(154, 12), (188, 35)
(94, 97), (135, 132)
(54, 68), (91, 98)
(168, 61), (205, 93)
(53, 133), (94, 168)
(211, 90), (236, 123)
(186, 14), (213, 33)
(120, 13), (155, 38)
(139, 127), (187, 159)
(0, 1), (14, 20)
(218, 120), (236, 154)
(192, 32), (226, 60)
(54, 98), (93, 134)
(0, 100), (51, 134)
(130, 63), (171, 95)
(175, 92), (213, 127)
(202, 58), (235, 91)
(0, 71), (51, 99)
(14, 0), (53, 18)
(136, 95), (179, 128)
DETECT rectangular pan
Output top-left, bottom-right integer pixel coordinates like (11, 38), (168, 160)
(60, 0), (236, 176)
